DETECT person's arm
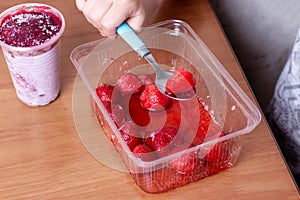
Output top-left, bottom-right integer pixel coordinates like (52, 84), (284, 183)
(76, 0), (163, 38)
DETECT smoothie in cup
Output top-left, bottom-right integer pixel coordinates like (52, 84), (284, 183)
(0, 3), (65, 106)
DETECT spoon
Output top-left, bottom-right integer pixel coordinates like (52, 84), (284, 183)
(116, 22), (196, 100)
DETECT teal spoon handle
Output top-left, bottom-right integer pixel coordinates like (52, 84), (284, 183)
(116, 22), (150, 58)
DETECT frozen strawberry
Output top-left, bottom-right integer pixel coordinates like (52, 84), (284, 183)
(127, 93), (151, 127)
(204, 160), (230, 176)
(192, 109), (211, 145)
(166, 68), (196, 94)
(127, 97), (181, 131)
(133, 144), (157, 161)
(170, 151), (202, 175)
(137, 74), (154, 85)
(102, 101), (125, 127)
(96, 83), (120, 102)
(139, 83), (171, 111)
(119, 121), (142, 151)
(116, 73), (142, 95)
(183, 99), (211, 146)
(204, 132), (230, 163)
(95, 83), (119, 103)
(140, 99), (182, 131)
(145, 127), (181, 155)
(164, 100), (182, 129)
(101, 101), (112, 112)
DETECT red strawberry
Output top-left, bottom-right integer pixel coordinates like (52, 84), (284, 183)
(204, 132), (230, 163)
(164, 100), (182, 129)
(166, 68), (196, 94)
(139, 83), (172, 111)
(95, 83), (115, 103)
(145, 127), (180, 155)
(204, 162), (228, 176)
(132, 144), (157, 161)
(127, 93), (151, 127)
(137, 74), (154, 85)
(140, 99), (182, 131)
(183, 99), (211, 146)
(119, 121), (142, 151)
(116, 73), (142, 95)
(170, 150), (202, 175)
(102, 101), (125, 127)
(192, 109), (211, 145)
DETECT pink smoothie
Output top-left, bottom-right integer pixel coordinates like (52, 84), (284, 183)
(0, 6), (62, 47)
(0, 4), (65, 106)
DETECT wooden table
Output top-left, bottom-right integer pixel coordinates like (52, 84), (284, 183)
(0, 0), (299, 199)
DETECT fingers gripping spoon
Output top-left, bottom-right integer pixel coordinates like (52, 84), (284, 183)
(116, 22), (196, 100)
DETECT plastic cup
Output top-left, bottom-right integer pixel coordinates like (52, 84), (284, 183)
(0, 3), (65, 106)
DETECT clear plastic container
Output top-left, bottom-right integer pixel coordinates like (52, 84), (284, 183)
(70, 19), (261, 193)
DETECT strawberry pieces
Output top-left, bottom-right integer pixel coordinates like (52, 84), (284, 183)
(166, 68), (196, 94)
(139, 83), (172, 111)
(170, 151), (202, 175)
(137, 74), (154, 85)
(128, 93), (151, 127)
(95, 84), (124, 126)
(133, 144), (157, 161)
(145, 127), (180, 154)
(116, 73), (142, 95)
(93, 66), (236, 189)
(204, 132), (230, 163)
(119, 121), (142, 151)
(192, 103), (211, 146)
(95, 83), (115, 103)
(163, 100), (181, 129)
(102, 102), (125, 127)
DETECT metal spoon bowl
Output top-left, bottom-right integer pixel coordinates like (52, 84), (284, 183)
(116, 22), (196, 101)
